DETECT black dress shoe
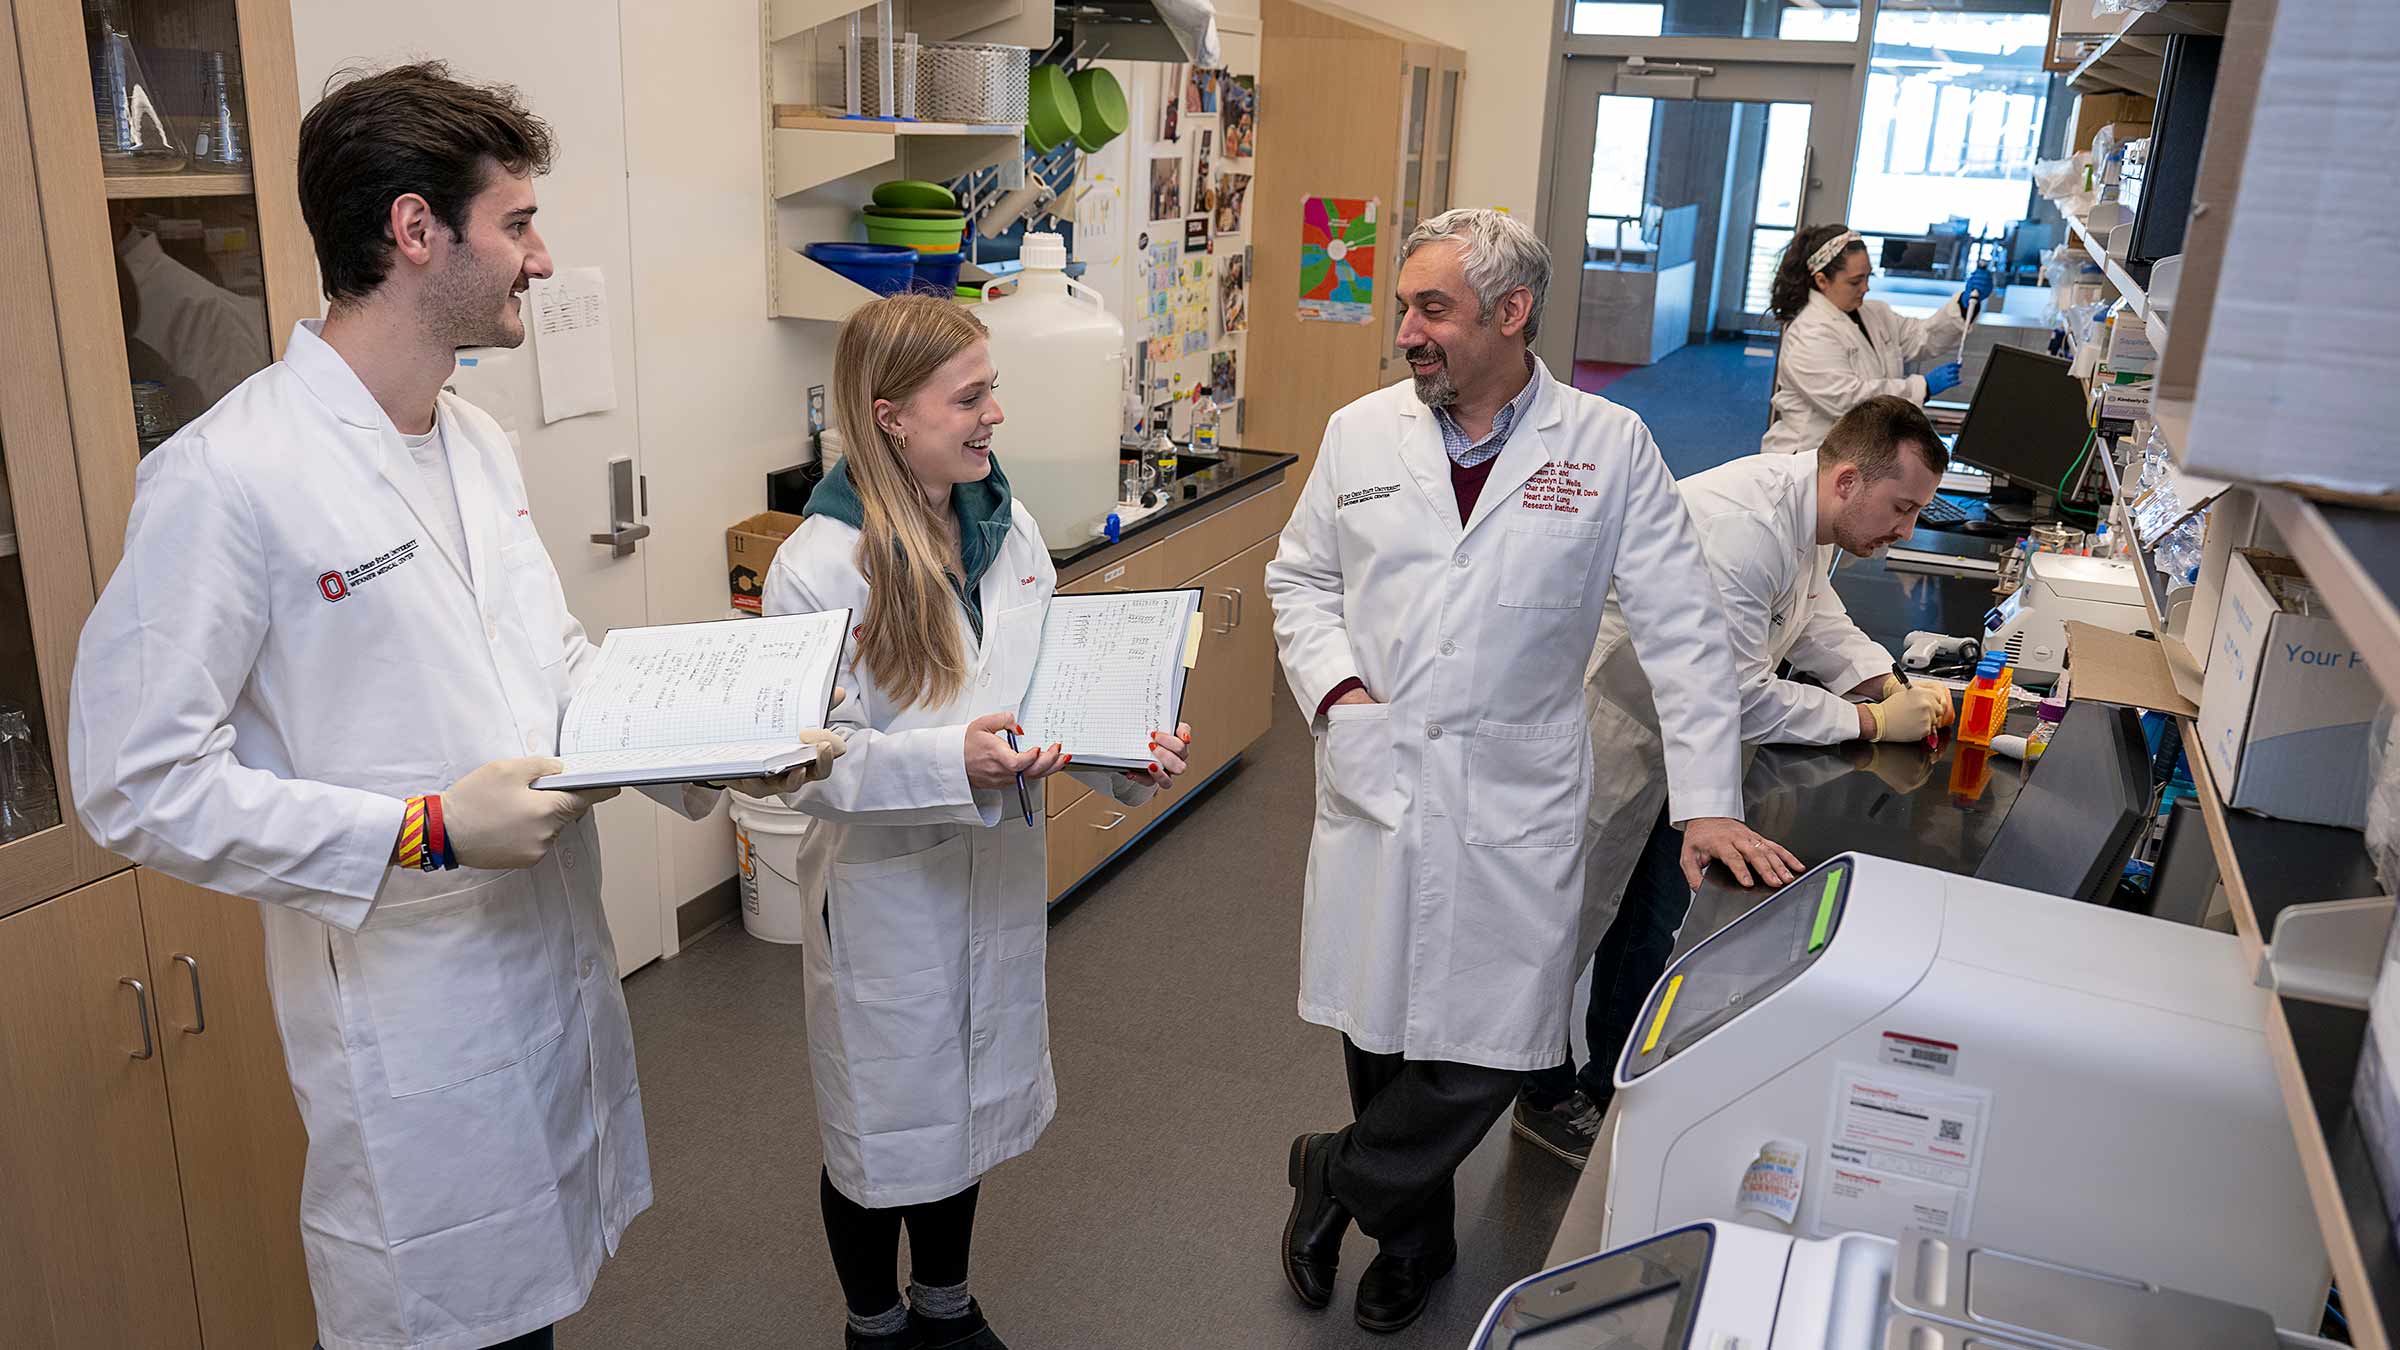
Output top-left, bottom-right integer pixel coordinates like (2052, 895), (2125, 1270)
(845, 1322), (926, 1350)
(1354, 1243), (1458, 1334)
(908, 1298), (1006, 1350)
(1283, 1131), (1352, 1308)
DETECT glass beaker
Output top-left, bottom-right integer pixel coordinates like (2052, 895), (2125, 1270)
(86, 0), (189, 175)
(0, 705), (61, 843)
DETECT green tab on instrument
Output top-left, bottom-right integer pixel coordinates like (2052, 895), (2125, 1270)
(1808, 868), (1843, 952)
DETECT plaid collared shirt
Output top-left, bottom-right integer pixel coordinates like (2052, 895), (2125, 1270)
(1430, 352), (1540, 469)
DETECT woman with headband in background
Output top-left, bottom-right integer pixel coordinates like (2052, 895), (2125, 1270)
(1757, 223), (1992, 458)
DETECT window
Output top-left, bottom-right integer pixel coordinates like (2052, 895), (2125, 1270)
(1742, 102), (1810, 316)
(1572, 0), (1858, 42)
(1847, 6), (2051, 240)
(1586, 94), (1656, 261)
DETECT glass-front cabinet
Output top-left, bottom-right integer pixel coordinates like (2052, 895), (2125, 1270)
(0, 0), (314, 910)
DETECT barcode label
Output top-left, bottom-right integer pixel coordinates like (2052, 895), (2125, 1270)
(1879, 1031), (1959, 1077)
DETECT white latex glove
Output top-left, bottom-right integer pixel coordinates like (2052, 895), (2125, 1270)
(440, 756), (617, 870)
(721, 727), (848, 797)
(1863, 684), (1955, 743)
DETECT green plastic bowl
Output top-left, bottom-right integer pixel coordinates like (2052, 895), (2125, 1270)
(872, 179), (956, 211)
(1069, 67), (1128, 152)
(862, 204), (966, 220)
(862, 212), (968, 253)
(1026, 65), (1083, 153)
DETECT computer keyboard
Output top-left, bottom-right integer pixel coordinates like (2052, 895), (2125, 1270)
(1918, 495), (1972, 526)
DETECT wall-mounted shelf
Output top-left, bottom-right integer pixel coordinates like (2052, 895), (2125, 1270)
(772, 248), (883, 322)
(770, 108), (1023, 186)
(2068, 0), (2233, 94)
(102, 169), (253, 200)
(2062, 209), (2171, 355)
(772, 127), (900, 197)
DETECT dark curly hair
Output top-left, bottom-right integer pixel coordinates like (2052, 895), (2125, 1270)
(1768, 224), (1866, 323)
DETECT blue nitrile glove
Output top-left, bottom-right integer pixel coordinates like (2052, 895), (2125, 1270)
(1959, 267), (1995, 314)
(1924, 362), (1963, 398)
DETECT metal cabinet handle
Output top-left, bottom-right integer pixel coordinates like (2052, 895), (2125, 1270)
(173, 953), (205, 1035)
(1094, 811), (1129, 832)
(121, 978), (154, 1060)
(1226, 586), (1245, 629)
(1212, 590), (1236, 634)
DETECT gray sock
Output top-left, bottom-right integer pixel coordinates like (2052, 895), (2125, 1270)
(849, 1301), (909, 1337)
(908, 1279), (972, 1320)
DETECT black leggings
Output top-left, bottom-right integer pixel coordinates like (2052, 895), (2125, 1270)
(819, 1169), (982, 1317)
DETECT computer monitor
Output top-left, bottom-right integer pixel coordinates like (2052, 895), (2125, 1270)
(1974, 701), (2149, 906)
(1949, 345), (2092, 493)
(1881, 238), (1936, 273)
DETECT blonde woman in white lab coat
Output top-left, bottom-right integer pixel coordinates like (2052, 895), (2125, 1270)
(762, 293), (1191, 1350)
(1758, 223), (1992, 457)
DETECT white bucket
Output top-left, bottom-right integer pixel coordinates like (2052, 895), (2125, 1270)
(729, 796), (817, 945)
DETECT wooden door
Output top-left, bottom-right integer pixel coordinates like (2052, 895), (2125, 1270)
(137, 870), (316, 1349)
(0, 874), (202, 1349)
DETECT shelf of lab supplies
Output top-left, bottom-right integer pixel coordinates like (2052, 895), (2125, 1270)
(101, 169), (254, 200)
(2255, 489), (2400, 716)
(2097, 444), (2207, 699)
(2062, 210), (2171, 356)
(2067, 1), (2232, 95)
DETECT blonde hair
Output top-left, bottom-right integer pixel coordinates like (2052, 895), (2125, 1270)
(832, 294), (991, 712)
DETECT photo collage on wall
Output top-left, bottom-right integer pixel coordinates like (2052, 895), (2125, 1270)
(1143, 63), (1255, 431)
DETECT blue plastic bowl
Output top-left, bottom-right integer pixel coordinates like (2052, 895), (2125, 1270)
(803, 242), (917, 296)
(910, 251), (966, 298)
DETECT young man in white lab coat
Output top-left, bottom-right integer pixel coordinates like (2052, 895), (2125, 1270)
(1511, 395), (1958, 1167)
(68, 64), (830, 1350)
(1266, 208), (1801, 1334)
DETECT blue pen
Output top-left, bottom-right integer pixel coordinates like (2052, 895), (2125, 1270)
(1003, 728), (1035, 826)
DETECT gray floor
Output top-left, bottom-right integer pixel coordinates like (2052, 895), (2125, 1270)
(559, 686), (1577, 1350)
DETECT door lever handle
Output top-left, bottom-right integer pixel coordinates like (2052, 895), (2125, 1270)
(590, 456), (648, 557)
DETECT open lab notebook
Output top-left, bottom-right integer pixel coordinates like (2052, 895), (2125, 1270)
(532, 609), (851, 791)
(1016, 589), (1205, 770)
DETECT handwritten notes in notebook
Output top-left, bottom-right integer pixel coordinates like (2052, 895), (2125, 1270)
(1017, 590), (1204, 769)
(538, 609), (850, 789)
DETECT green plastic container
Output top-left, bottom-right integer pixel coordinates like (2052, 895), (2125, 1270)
(1025, 65), (1082, 153)
(862, 212), (968, 253)
(872, 179), (957, 211)
(1069, 67), (1128, 152)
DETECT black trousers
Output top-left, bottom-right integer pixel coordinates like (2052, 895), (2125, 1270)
(1327, 1036), (1520, 1256)
(1523, 804), (1690, 1109)
(818, 1169), (981, 1318)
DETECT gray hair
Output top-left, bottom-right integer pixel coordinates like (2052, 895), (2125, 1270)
(1399, 208), (1552, 340)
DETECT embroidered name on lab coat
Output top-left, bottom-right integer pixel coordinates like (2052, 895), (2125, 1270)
(318, 538), (422, 602)
(1521, 461), (1600, 515)
(1338, 484), (1402, 509)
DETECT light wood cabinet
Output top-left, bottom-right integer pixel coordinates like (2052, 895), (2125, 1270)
(1181, 536), (1279, 788)
(0, 874), (202, 1350)
(135, 871), (316, 1350)
(0, 1), (322, 1343)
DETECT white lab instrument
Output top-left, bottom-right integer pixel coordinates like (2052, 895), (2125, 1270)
(976, 232), (1126, 543)
(1982, 551), (2146, 682)
(1470, 1221), (2340, 1350)
(1599, 852), (2328, 1330)
(1900, 628), (1981, 673)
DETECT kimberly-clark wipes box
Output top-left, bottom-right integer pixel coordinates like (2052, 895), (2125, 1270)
(2197, 550), (2383, 827)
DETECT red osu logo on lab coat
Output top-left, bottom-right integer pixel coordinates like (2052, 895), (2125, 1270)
(318, 571), (349, 602)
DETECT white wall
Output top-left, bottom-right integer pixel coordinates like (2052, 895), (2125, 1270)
(1310, 0), (1558, 221)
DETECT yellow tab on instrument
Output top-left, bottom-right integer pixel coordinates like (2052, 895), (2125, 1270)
(1640, 974), (1683, 1055)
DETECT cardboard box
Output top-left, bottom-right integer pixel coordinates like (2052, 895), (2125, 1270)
(2072, 92), (2155, 152)
(2178, 0), (2400, 501)
(2196, 550), (2385, 827)
(727, 510), (805, 614)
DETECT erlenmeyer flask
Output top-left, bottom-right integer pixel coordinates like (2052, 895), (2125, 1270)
(192, 51), (245, 168)
(85, 0), (189, 175)
(0, 706), (61, 842)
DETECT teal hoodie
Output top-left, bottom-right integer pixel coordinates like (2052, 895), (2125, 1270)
(804, 455), (1017, 641)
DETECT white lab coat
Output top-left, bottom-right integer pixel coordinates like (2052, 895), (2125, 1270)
(1760, 289), (1968, 456)
(69, 321), (710, 1350)
(1581, 451), (1894, 924)
(1265, 360), (1744, 1071)
(763, 508), (1151, 1208)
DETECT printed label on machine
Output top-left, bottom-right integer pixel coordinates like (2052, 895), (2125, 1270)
(1736, 1138), (1807, 1226)
(1813, 1065), (1992, 1240)
(1879, 1031), (1959, 1077)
